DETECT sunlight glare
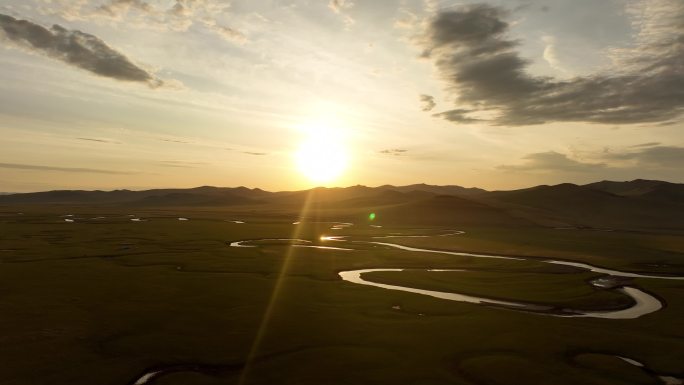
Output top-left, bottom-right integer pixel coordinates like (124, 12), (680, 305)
(295, 120), (349, 183)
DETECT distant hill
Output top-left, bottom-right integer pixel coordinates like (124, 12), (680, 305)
(583, 179), (668, 196)
(584, 179), (684, 205)
(371, 194), (531, 227)
(0, 186), (266, 206)
(328, 189), (432, 208)
(379, 183), (486, 196)
(1, 180), (682, 230)
(481, 182), (684, 230)
(486, 183), (617, 208)
(267, 185), (378, 206)
(134, 192), (259, 206)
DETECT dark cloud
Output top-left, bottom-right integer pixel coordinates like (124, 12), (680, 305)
(498, 152), (605, 172)
(242, 151), (268, 156)
(419, 94), (436, 111)
(0, 13), (163, 87)
(379, 149), (408, 156)
(427, 5), (509, 48)
(603, 146), (684, 168)
(0, 162), (136, 175)
(432, 108), (481, 124)
(422, 2), (684, 125)
(502, 146), (684, 173)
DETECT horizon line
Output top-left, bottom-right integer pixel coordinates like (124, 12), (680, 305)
(0, 178), (675, 195)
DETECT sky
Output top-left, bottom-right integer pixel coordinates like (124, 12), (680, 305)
(0, 0), (682, 192)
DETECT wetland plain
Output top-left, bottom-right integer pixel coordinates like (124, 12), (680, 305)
(1, 183), (683, 385)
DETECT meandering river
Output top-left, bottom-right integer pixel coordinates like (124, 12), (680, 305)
(230, 230), (684, 320)
(131, 227), (684, 384)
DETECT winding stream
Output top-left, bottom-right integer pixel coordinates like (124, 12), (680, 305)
(338, 268), (663, 319)
(130, 228), (684, 385)
(616, 356), (683, 384)
(230, 231), (684, 320)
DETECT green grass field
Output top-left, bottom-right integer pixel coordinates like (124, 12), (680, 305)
(1, 207), (683, 385)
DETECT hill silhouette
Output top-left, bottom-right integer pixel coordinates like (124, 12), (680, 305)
(584, 179), (684, 205)
(371, 194), (532, 227)
(1, 180), (682, 230)
(481, 183), (683, 230)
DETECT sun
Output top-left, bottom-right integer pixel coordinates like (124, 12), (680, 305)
(295, 124), (349, 184)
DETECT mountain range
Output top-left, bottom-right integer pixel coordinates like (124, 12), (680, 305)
(1, 179), (682, 231)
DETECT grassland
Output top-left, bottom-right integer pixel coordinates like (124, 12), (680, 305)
(0, 206), (683, 385)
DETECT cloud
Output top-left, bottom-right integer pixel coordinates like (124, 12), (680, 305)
(629, 142), (661, 148)
(541, 35), (568, 74)
(498, 152), (605, 172)
(394, 9), (419, 30)
(0, 13), (163, 87)
(0, 162), (136, 175)
(419, 94), (436, 111)
(37, 0), (246, 44)
(95, 0), (152, 19)
(329, 0), (353, 14)
(379, 149), (408, 156)
(602, 146), (684, 168)
(421, 1), (684, 125)
(242, 151), (268, 156)
(328, 0), (355, 27)
(212, 25), (247, 43)
(39, 0), (90, 21)
(159, 138), (190, 144)
(158, 160), (206, 168)
(503, 146), (684, 173)
(76, 137), (121, 144)
(163, 1), (249, 42)
(167, 0), (195, 17)
(432, 108), (480, 124)
(199, 18), (247, 44)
